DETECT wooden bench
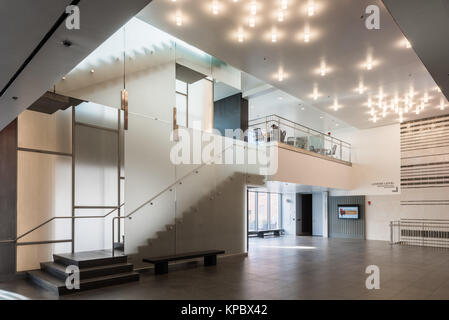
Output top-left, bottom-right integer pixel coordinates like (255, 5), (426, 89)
(143, 250), (225, 275)
(248, 229), (284, 238)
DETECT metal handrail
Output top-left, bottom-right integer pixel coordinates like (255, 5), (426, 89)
(111, 142), (244, 256)
(0, 204), (124, 245)
(248, 114), (351, 147)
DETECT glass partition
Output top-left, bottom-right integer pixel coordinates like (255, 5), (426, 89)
(248, 115), (352, 163)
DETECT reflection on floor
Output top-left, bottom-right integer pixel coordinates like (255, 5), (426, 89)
(2, 236), (449, 300)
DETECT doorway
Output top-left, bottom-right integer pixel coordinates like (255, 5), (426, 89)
(296, 194), (312, 236)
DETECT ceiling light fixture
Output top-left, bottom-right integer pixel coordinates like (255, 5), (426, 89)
(277, 69), (284, 82)
(366, 57), (373, 71)
(249, 16), (256, 27)
(278, 10), (284, 22)
(332, 99), (340, 111)
(250, 1), (257, 15)
(304, 27), (310, 43)
(308, 2), (315, 16)
(272, 29), (278, 42)
(237, 28), (244, 42)
(320, 62), (326, 76)
(176, 13), (183, 26)
(312, 87), (319, 100)
(358, 82), (366, 94)
(405, 40), (412, 48)
(281, 0), (288, 10)
(440, 99), (446, 110)
(212, 1), (219, 15)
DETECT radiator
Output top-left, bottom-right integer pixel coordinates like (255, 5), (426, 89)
(390, 219), (449, 248)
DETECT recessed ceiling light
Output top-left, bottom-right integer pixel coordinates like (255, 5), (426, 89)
(250, 0), (257, 15)
(176, 13), (183, 26)
(212, 0), (220, 15)
(249, 16), (256, 27)
(366, 57), (373, 70)
(277, 69), (284, 82)
(272, 29), (278, 43)
(304, 27), (310, 43)
(278, 10), (284, 22)
(308, 2), (315, 16)
(440, 99), (446, 110)
(320, 62), (327, 76)
(281, 0), (288, 10)
(237, 28), (244, 42)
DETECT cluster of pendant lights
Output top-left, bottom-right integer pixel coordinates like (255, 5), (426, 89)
(169, 0), (447, 124)
(171, 0), (315, 43)
(365, 86), (446, 124)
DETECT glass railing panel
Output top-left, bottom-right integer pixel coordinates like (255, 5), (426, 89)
(249, 115), (351, 163)
(123, 113), (176, 262)
(175, 161), (218, 254)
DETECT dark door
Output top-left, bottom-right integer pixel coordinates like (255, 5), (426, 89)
(296, 194), (313, 236)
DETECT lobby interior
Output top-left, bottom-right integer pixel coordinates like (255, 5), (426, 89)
(1, 0), (449, 300)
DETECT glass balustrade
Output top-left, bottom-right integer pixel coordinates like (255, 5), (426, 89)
(248, 115), (352, 163)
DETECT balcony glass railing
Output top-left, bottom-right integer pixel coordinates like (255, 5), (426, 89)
(248, 115), (352, 163)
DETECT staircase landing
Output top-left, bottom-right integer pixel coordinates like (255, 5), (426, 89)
(28, 250), (139, 296)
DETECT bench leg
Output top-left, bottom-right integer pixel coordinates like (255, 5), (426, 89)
(154, 262), (169, 275)
(204, 255), (217, 266)
(258, 232), (264, 238)
(274, 231), (280, 237)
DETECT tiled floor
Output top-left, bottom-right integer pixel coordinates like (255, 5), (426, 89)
(2, 236), (449, 300)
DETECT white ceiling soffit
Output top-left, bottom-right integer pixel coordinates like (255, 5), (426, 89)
(137, 0), (448, 129)
(382, 0), (449, 104)
(0, 0), (152, 131)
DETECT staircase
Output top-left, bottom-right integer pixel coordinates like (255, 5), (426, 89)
(128, 172), (266, 268)
(28, 250), (139, 295)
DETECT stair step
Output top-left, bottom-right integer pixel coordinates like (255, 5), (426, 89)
(40, 261), (134, 281)
(53, 250), (127, 268)
(28, 270), (139, 296)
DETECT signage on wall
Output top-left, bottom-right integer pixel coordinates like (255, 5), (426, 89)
(371, 181), (398, 193)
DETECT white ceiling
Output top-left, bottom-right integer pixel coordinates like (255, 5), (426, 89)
(137, 0), (449, 129)
(382, 0), (449, 102)
(0, 0), (152, 131)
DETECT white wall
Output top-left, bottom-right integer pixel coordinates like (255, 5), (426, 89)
(16, 110), (72, 271)
(282, 193), (296, 235)
(332, 124), (401, 196)
(188, 79), (214, 132)
(312, 192), (328, 237)
(273, 146), (353, 190)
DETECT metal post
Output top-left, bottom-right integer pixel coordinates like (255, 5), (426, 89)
(117, 109), (121, 244)
(339, 141), (343, 160)
(265, 116), (268, 143)
(71, 106), (76, 253)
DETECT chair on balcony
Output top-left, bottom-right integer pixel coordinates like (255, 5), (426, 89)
(326, 144), (338, 157)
